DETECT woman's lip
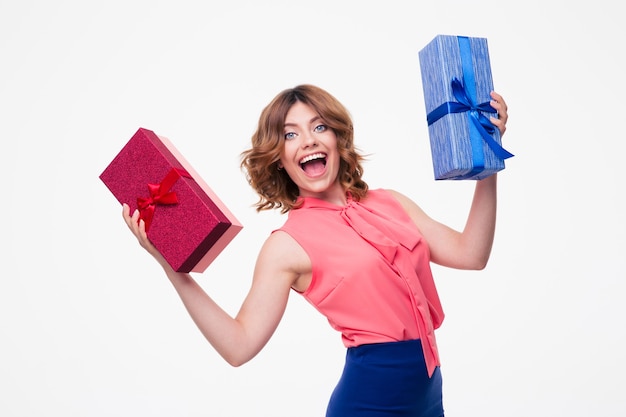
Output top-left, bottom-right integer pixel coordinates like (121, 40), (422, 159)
(299, 152), (327, 165)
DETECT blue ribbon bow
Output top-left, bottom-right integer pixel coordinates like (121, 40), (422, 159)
(427, 77), (514, 161)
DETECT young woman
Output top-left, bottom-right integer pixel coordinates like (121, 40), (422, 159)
(122, 84), (508, 416)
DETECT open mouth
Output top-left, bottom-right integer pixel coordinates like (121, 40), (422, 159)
(299, 152), (327, 175)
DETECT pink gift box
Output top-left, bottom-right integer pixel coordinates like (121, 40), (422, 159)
(100, 128), (243, 273)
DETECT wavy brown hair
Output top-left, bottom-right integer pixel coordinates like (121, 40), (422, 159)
(240, 84), (368, 213)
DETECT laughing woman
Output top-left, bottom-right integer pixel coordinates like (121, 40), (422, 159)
(122, 84), (508, 417)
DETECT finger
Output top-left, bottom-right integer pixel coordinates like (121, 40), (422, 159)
(493, 106), (508, 125)
(129, 209), (142, 234)
(138, 218), (149, 241)
(490, 92), (508, 125)
(136, 218), (159, 253)
(490, 92), (508, 114)
(122, 203), (133, 227)
(490, 115), (507, 136)
(490, 91), (506, 107)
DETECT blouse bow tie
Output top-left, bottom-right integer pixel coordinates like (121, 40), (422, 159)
(340, 202), (420, 263)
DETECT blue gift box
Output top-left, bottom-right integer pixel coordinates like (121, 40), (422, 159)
(418, 35), (513, 180)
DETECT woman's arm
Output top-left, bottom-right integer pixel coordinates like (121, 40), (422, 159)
(389, 91), (508, 270)
(389, 177), (496, 270)
(122, 204), (302, 366)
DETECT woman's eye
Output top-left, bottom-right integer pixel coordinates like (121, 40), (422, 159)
(284, 132), (297, 140)
(314, 124), (327, 133)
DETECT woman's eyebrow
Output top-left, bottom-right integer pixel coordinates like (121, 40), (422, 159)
(284, 116), (322, 128)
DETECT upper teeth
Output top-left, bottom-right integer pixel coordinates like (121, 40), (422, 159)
(300, 153), (325, 164)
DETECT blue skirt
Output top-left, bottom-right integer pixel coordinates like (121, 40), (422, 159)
(326, 339), (444, 417)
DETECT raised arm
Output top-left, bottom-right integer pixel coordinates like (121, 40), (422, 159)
(122, 204), (302, 366)
(389, 175), (496, 270)
(389, 91), (508, 270)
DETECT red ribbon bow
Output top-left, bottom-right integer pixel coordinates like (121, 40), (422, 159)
(137, 168), (188, 231)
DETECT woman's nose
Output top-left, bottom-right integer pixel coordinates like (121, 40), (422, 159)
(301, 131), (317, 147)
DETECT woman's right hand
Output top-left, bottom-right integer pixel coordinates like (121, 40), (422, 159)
(122, 203), (169, 267)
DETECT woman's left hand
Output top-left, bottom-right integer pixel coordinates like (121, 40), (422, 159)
(489, 91), (508, 136)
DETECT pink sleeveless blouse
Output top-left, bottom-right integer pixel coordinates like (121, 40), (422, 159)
(275, 189), (445, 377)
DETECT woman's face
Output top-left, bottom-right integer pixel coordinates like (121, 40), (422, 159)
(279, 101), (343, 202)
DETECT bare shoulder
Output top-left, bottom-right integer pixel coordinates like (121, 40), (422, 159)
(383, 188), (443, 239)
(384, 189), (428, 219)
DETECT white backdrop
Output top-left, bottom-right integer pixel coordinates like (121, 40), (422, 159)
(2, 1), (624, 416)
